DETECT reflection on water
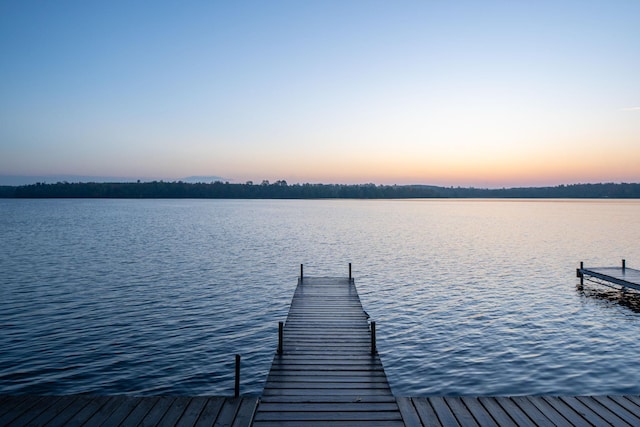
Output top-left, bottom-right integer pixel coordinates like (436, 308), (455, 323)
(579, 283), (640, 314)
(1, 199), (640, 397)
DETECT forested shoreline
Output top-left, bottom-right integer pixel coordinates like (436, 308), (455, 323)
(2, 181), (640, 199)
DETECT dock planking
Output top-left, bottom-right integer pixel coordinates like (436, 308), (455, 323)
(396, 395), (640, 426)
(578, 260), (640, 291)
(0, 395), (258, 427)
(254, 275), (404, 426)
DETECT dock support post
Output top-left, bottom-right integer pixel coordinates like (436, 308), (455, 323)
(371, 321), (376, 355)
(235, 354), (241, 397)
(577, 262), (584, 288)
(300, 264), (303, 282)
(623, 259), (626, 271)
(278, 321), (283, 355)
(349, 263), (352, 282)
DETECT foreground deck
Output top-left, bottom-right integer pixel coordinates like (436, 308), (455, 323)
(0, 395), (258, 426)
(253, 276), (402, 426)
(3, 394), (640, 426)
(398, 395), (640, 426)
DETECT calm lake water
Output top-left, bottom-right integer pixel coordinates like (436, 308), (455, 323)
(2, 198), (640, 397)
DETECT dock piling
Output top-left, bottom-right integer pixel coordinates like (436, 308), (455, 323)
(349, 262), (352, 282)
(371, 321), (377, 355)
(234, 354), (241, 397)
(623, 259), (626, 270)
(578, 261), (584, 287)
(300, 264), (303, 282)
(278, 321), (283, 355)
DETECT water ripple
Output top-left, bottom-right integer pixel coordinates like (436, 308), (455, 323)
(1, 199), (640, 396)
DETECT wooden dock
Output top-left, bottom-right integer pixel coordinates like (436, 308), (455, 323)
(396, 395), (640, 426)
(4, 266), (640, 426)
(253, 275), (403, 426)
(0, 395), (258, 426)
(4, 394), (640, 426)
(578, 259), (640, 291)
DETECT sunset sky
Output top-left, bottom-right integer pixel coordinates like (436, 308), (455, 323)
(1, 1), (639, 187)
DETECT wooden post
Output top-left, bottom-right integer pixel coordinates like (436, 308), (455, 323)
(278, 321), (283, 355)
(234, 354), (240, 397)
(349, 263), (352, 282)
(300, 264), (304, 282)
(370, 321), (376, 355)
(623, 259), (626, 270)
(578, 261), (584, 287)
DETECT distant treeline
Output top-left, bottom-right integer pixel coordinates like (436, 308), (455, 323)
(2, 181), (640, 199)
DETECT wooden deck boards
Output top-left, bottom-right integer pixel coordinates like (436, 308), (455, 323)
(579, 265), (640, 291)
(0, 395), (258, 427)
(254, 276), (403, 426)
(396, 396), (640, 426)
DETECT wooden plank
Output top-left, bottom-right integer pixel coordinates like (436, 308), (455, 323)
(138, 396), (174, 426)
(511, 396), (570, 427)
(99, 396), (146, 427)
(494, 397), (536, 427)
(66, 396), (111, 427)
(232, 398), (259, 427)
(0, 395), (15, 417)
(460, 397), (499, 427)
(259, 395), (397, 404)
(44, 395), (93, 427)
(478, 396), (516, 427)
(175, 396), (209, 427)
(411, 398), (443, 427)
(589, 396), (640, 426)
(214, 397), (242, 427)
(429, 397), (460, 426)
(258, 402), (400, 412)
(253, 421), (405, 427)
(267, 371), (389, 378)
(193, 397), (225, 427)
(445, 397), (479, 427)
(622, 395), (640, 408)
(23, 395), (78, 426)
(262, 388), (394, 397)
(254, 410), (403, 422)
(564, 396), (626, 427)
(609, 396), (640, 422)
(157, 396), (192, 427)
(396, 397), (423, 427)
(542, 396), (589, 426)
(112, 396), (160, 427)
(79, 396), (124, 426)
(0, 395), (50, 425)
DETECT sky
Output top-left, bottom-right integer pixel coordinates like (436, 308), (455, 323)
(1, 1), (639, 188)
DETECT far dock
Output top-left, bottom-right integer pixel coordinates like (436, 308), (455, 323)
(578, 259), (640, 291)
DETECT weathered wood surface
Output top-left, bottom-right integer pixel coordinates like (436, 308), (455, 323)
(254, 276), (404, 426)
(397, 396), (640, 426)
(0, 395), (258, 426)
(579, 266), (640, 291)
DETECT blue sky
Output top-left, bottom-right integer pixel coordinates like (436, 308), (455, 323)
(1, 1), (639, 187)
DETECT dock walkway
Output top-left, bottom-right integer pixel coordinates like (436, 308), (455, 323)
(253, 276), (403, 426)
(578, 260), (640, 291)
(0, 395), (258, 427)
